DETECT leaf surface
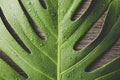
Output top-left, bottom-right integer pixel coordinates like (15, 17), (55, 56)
(0, 0), (120, 80)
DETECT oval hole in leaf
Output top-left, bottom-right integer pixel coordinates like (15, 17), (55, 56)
(0, 8), (31, 53)
(73, 12), (106, 51)
(85, 38), (120, 72)
(71, 0), (91, 21)
(18, 0), (47, 40)
(0, 51), (28, 78)
(39, 0), (47, 9)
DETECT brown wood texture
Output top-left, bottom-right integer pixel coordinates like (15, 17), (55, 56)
(74, 0), (120, 71)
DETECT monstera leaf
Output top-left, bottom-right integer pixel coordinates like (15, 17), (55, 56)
(0, 0), (120, 80)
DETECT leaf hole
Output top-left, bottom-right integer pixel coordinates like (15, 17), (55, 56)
(71, 0), (91, 21)
(0, 51), (28, 78)
(73, 12), (106, 51)
(0, 8), (31, 54)
(39, 0), (47, 9)
(18, 0), (47, 40)
(85, 38), (120, 72)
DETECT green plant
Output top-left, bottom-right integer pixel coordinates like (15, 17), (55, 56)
(0, 0), (120, 80)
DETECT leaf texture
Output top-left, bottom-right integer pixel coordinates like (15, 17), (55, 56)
(0, 0), (120, 80)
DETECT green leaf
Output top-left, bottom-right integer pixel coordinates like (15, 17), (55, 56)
(0, 0), (120, 80)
